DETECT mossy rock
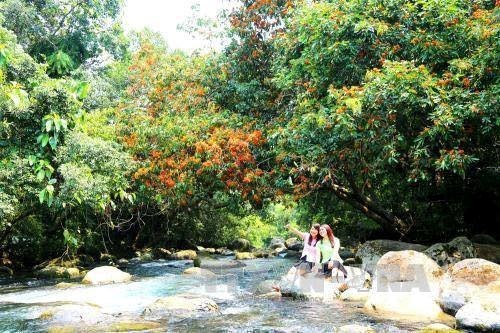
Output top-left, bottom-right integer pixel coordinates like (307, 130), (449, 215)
(170, 250), (197, 260)
(235, 252), (255, 260)
(36, 266), (80, 279)
(38, 310), (55, 320)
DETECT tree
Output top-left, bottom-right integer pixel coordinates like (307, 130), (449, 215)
(0, 0), (127, 76)
(273, 0), (499, 238)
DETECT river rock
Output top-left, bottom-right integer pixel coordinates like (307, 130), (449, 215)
(339, 248), (355, 259)
(36, 266), (80, 279)
(38, 303), (110, 326)
(471, 234), (498, 244)
(235, 252), (255, 260)
(272, 246), (287, 256)
(439, 258), (500, 314)
(364, 250), (447, 320)
(285, 238), (303, 251)
(82, 266), (131, 285)
(455, 296), (500, 332)
(343, 266), (371, 289)
(417, 323), (459, 332)
(196, 246), (216, 255)
(424, 237), (476, 268)
(117, 258), (129, 266)
(284, 250), (300, 258)
(254, 249), (271, 258)
(336, 324), (375, 333)
(170, 250), (197, 260)
(214, 247), (235, 256)
(143, 293), (219, 320)
(99, 253), (116, 264)
(474, 243), (500, 263)
(182, 267), (216, 278)
(229, 238), (252, 252)
(200, 259), (245, 270)
(269, 237), (285, 249)
(279, 271), (342, 301)
(152, 248), (171, 259)
(356, 240), (427, 274)
(55, 282), (77, 289)
(340, 288), (370, 302)
(135, 249), (154, 262)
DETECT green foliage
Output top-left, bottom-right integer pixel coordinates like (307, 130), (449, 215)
(1, 0), (499, 268)
(233, 214), (277, 249)
(0, 0), (126, 71)
(271, 0), (499, 237)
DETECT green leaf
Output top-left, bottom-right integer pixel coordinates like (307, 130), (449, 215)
(41, 134), (50, 147)
(39, 189), (47, 203)
(76, 81), (90, 100)
(28, 155), (37, 166)
(49, 136), (58, 150)
(37, 170), (46, 181)
(45, 120), (53, 132)
(345, 98), (362, 113)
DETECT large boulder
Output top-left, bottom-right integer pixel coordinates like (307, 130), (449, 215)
(82, 266), (131, 285)
(285, 238), (303, 251)
(364, 250), (448, 320)
(279, 273), (341, 301)
(474, 243), (500, 263)
(182, 267), (216, 278)
(455, 294), (500, 332)
(340, 288), (370, 302)
(143, 294), (219, 320)
(170, 250), (197, 260)
(439, 258), (500, 315)
(229, 238), (252, 252)
(424, 237), (476, 268)
(269, 237), (285, 249)
(356, 240), (427, 274)
(36, 266), (80, 279)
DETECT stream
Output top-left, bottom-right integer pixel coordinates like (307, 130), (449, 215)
(0, 257), (452, 332)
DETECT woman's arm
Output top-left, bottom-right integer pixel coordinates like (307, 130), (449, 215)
(285, 224), (305, 240)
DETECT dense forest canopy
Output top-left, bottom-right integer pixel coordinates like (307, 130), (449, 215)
(0, 0), (498, 267)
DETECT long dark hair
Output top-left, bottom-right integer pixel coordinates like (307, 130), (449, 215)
(321, 224), (335, 247)
(308, 223), (322, 246)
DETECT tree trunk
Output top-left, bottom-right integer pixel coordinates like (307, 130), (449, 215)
(327, 180), (410, 237)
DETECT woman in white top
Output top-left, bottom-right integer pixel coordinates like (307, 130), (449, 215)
(285, 223), (321, 274)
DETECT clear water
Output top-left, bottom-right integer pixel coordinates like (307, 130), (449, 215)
(0, 257), (457, 332)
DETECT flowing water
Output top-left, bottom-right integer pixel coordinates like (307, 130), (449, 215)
(0, 257), (449, 332)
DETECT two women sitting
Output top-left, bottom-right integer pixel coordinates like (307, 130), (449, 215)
(286, 223), (348, 280)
